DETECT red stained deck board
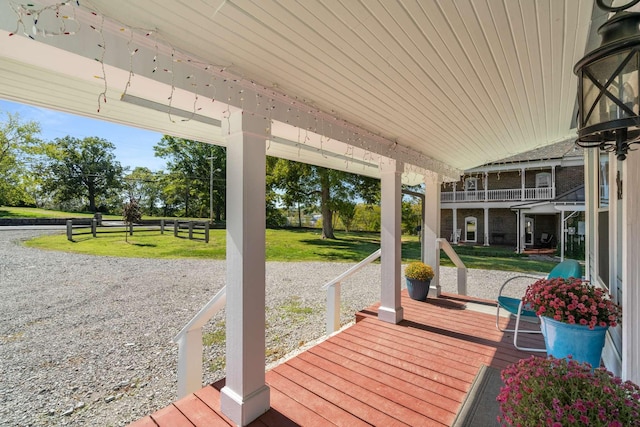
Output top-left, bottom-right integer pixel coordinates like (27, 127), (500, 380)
(330, 329), (477, 385)
(149, 404), (194, 427)
(307, 343), (462, 410)
(266, 370), (370, 427)
(314, 339), (465, 403)
(353, 318), (514, 369)
(264, 377), (336, 427)
(328, 333), (471, 392)
(285, 356), (439, 426)
(274, 362), (408, 426)
(296, 349), (455, 425)
(339, 325), (480, 376)
(173, 394), (230, 427)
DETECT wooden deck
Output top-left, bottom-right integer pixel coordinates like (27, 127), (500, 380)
(130, 291), (543, 427)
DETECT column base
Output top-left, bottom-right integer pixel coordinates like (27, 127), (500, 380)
(428, 285), (442, 298)
(378, 306), (404, 324)
(220, 384), (270, 426)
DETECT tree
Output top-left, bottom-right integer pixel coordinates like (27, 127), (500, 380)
(41, 136), (124, 212)
(124, 167), (163, 216)
(154, 136), (226, 220)
(268, 158), (380, 239)
(0, 112), (41, 206)
(122, 197), (142, 242)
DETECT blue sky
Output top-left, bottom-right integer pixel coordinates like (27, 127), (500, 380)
(0, 99), (167, 171)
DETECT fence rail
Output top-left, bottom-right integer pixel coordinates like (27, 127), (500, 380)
(65, 219), (209, 243)
(172, 220), (210, 243)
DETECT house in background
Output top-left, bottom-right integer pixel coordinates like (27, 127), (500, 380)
(440, 139), (585, 256)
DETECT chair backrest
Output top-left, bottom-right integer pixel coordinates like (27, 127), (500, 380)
(547, 259), (582, 279)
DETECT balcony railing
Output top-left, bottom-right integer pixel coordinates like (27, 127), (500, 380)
(441, 187), (554, 203)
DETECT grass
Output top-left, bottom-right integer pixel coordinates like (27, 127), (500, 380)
(24, 226), (561, 273)
(0, 206), (104, 219)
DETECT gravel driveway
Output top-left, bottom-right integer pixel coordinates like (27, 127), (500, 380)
(0, 228), (535, 426)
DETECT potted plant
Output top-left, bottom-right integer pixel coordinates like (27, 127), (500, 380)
(523, 277), (621, 368)
(404, 261), (434, 301)
(497, 356), (640, 426)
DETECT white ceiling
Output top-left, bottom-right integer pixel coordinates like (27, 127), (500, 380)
(0, 0), (596, 182)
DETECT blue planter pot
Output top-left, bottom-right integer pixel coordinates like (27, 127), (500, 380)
(406, 278), (431, 301)
(540, 316), (608, 368)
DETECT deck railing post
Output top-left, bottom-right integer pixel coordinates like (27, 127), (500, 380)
(176, 329), (204, 399)
(91, 219), (97, 237)
(66, 220), (73, 241)
(326, 282), (341, 335)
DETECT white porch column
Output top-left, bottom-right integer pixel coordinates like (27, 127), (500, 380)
(623, 151), (640, 385)
(452, 208), (458, 243)
(484, 207), (490, 246)
(484, 171), (488, 201)
(521, 168), (526, 201)
(378, 159), (404, 324)
(423, 172), (441, 297)
(220, 111), (270, 426)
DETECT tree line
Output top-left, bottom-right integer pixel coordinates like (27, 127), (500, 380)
(0, 111), (423, 238)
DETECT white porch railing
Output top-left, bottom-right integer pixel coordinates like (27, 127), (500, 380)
(322, 248), (381, 336)
(173, 286), (226, 398)
(441, 187), (554, 202)
(436, 238), (467, 295)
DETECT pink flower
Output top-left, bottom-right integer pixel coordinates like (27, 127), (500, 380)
(498, 357), (640, 427)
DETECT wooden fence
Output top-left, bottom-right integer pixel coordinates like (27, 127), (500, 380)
(65, 219), (210, 243)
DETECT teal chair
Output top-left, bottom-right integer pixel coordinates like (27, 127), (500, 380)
(496, 259), (582, 351)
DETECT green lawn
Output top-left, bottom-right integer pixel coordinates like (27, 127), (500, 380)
(0, 206), (127, 220)
(0, 206), (98, 219)
(24, 226), (560, 273)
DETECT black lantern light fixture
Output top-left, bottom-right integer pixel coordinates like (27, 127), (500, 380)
(575, 0), (640, 160)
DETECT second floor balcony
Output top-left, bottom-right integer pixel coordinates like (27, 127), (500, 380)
(441, 187), (555, 203)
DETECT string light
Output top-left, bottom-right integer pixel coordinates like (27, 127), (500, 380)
(93, 13), (107, 112)
(8, 2), (79, 38)
(5, 1), (461, 180)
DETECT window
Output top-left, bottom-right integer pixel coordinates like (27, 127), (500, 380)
(536, 172), (551, 188)
(465, 216), (477, 242)
(464, 177), (477, 192)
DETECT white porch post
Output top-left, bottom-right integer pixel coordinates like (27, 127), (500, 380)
(484, 171), (489, 202)
(452, 208), (458, 243)
(220, 111), (270, 425)
(623, 151), (640, 384)
(521, 168), (526, 201)
(378, 159), (404, 324)
(423, 172), (441, 297)
(484, 207), (490, 246)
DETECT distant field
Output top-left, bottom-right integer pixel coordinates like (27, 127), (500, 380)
(0, 206), (118, 219)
